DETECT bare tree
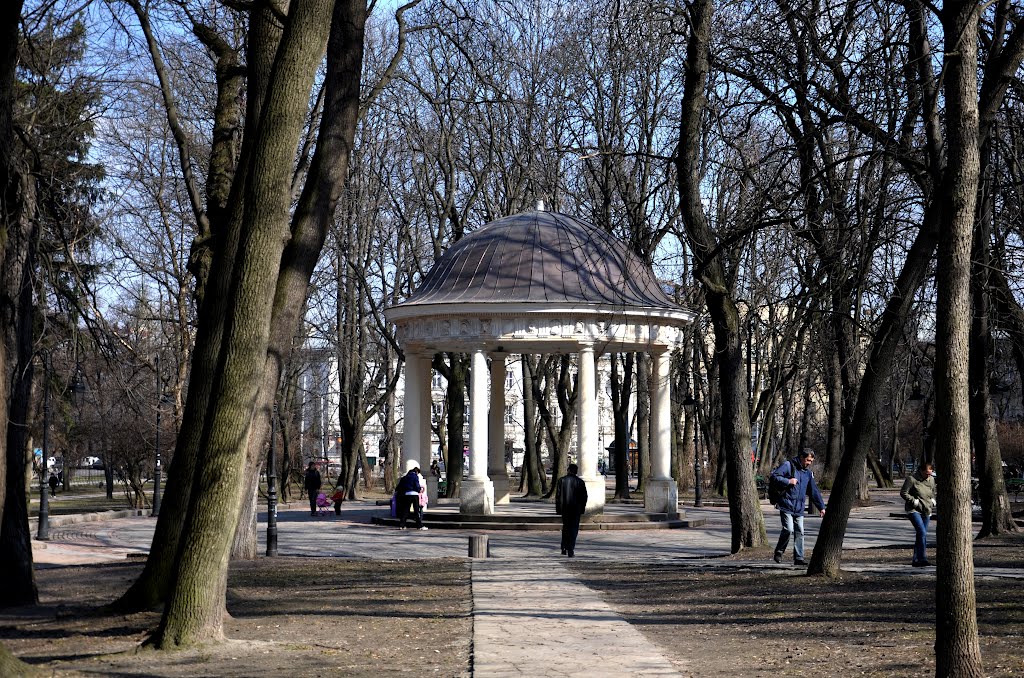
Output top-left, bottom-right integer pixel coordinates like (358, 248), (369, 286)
(676, 0), (766, 552)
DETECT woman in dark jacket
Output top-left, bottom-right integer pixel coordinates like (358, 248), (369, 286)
(900, 463), (935, 567)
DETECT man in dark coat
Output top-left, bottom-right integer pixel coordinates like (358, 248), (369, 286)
(304, 461), (322, 516)
(555, 463), (588, 557)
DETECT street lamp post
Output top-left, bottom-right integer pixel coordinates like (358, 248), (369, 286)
(153, 397), (163, 518)
(37, 359), (51, 541)
(153, 356), (163, 517)
(693, 407), (703, 507)
(266, 403), (279, 557)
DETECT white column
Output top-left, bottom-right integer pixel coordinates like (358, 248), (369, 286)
(651, 348), (672, 480)
(401, 351), (426, 471)
(420, 354), (438, 503)
(488, 354), (510, 504)
(645, 347), (679, 515)
(469, 349), (489, 479)
(577, 343), (604, 514)
(462, 347), (494, 514)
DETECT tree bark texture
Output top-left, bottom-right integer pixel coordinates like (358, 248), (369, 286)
(233, 0), (372, 545)
(440, 354), (468, 498)
(676, 0), (765, 551)
(610, 352), (633, 500)
(971, 140), (1018, 539)
(0, 179), (38, 608)
(520, 356), (545, 497)
(636, 352), (651, 494)
(151, 0), (336, 648)
(1, 0), (34, 609)
(114, 1), (286, 611)
(808, 201), (940, 577)
(934, 6), (983, 675)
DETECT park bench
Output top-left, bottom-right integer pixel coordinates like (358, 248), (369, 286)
(1007, 478), (1024, 502)
(755, 475), (769, 501)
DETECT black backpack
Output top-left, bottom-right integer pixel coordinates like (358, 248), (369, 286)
(768, 460), (797, 506)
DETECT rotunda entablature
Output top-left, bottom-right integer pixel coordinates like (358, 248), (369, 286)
(391, 304), (690, 354)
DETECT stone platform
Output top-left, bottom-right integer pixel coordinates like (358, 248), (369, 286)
(371, 500), (706, 531)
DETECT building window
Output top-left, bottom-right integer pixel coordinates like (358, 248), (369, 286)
(431, 402), (443, 423)
(505, 405), (515, 425)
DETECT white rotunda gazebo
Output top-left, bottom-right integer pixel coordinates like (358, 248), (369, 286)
(385, 208), (692, 516)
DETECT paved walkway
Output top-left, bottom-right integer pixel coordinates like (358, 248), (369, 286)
(472, 560), (683, 677)
(28, 492), (1024, 676)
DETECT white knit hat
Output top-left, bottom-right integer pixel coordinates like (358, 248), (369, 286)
(405, 459), (420, 473)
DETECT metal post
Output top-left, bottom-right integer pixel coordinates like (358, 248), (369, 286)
(693, 404), (703, 508)
(152, 356), (162, 517)
(267, 403), (279, 557)
(37, 360), (51, 541)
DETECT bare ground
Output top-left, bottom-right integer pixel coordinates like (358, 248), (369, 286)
(2, 535), (1023, 677)
(570, 533), (1024, 678)
(0, 558), (471, 677)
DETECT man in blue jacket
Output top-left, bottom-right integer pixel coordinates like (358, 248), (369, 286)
(771, 449), (826, 565)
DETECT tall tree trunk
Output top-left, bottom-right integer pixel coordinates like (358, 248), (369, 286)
(113, 0), (285, 612)
(821, 342), (843, 486)
(541, 355), (577, 500)
(610, 352), (633, 500)
(0, 189), (36, 607)
(149, 0), (336, 648)
(636, 352), (651, 495)
(520, 356), (544, 497)
(383, 354), (399, 493)
(0, 0), (35, 604)
(934, 6), (983, 674)
(972, 139), (1018, 539)
(676, 0), (765, 551)
(232, 0), (367, 557)
(671, 349), (693, 492)
(439, 353), (467, 498)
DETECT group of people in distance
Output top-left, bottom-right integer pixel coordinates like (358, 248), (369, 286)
(769, 448), (934, 568)
(300, 446), (932, 566)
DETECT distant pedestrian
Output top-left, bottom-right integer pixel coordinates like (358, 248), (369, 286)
(48, 474), (58, 497)
(396, 460), (425, 530)
(429, 460), (441, 478)
(770, 449), (826, 566)
(331, 486), (346, 515)
(304, 462), (322, 516)
(555, 463), (588, 557)
(900, 462), (935, 567)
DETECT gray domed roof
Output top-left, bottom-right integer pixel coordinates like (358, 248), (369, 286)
(393, 211), (682, 311)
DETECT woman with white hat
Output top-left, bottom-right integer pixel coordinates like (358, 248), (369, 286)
(396, 460), (426, 530)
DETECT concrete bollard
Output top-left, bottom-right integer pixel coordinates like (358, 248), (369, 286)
(468, 535), (489, 558)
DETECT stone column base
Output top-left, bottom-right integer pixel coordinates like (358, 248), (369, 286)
(426, 476), (439, 505)
(644, 478), (679, 517)
(460, 478), (494, 515)
(490, 472), (511, 505)
(583, 477), (606, 515)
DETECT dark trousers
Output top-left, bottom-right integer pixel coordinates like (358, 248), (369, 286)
(308, 492), (318, 515)
(398, 494), (421, 528)
(560, 513), (582, 553)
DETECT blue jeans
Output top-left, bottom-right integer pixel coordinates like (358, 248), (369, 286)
(775, 511), (805, 561)
(908, 511), (930, 564)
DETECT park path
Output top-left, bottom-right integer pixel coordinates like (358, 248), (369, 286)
(471, 559), (683, 677)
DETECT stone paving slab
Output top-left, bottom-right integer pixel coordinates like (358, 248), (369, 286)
(472, 560), (683, 677)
